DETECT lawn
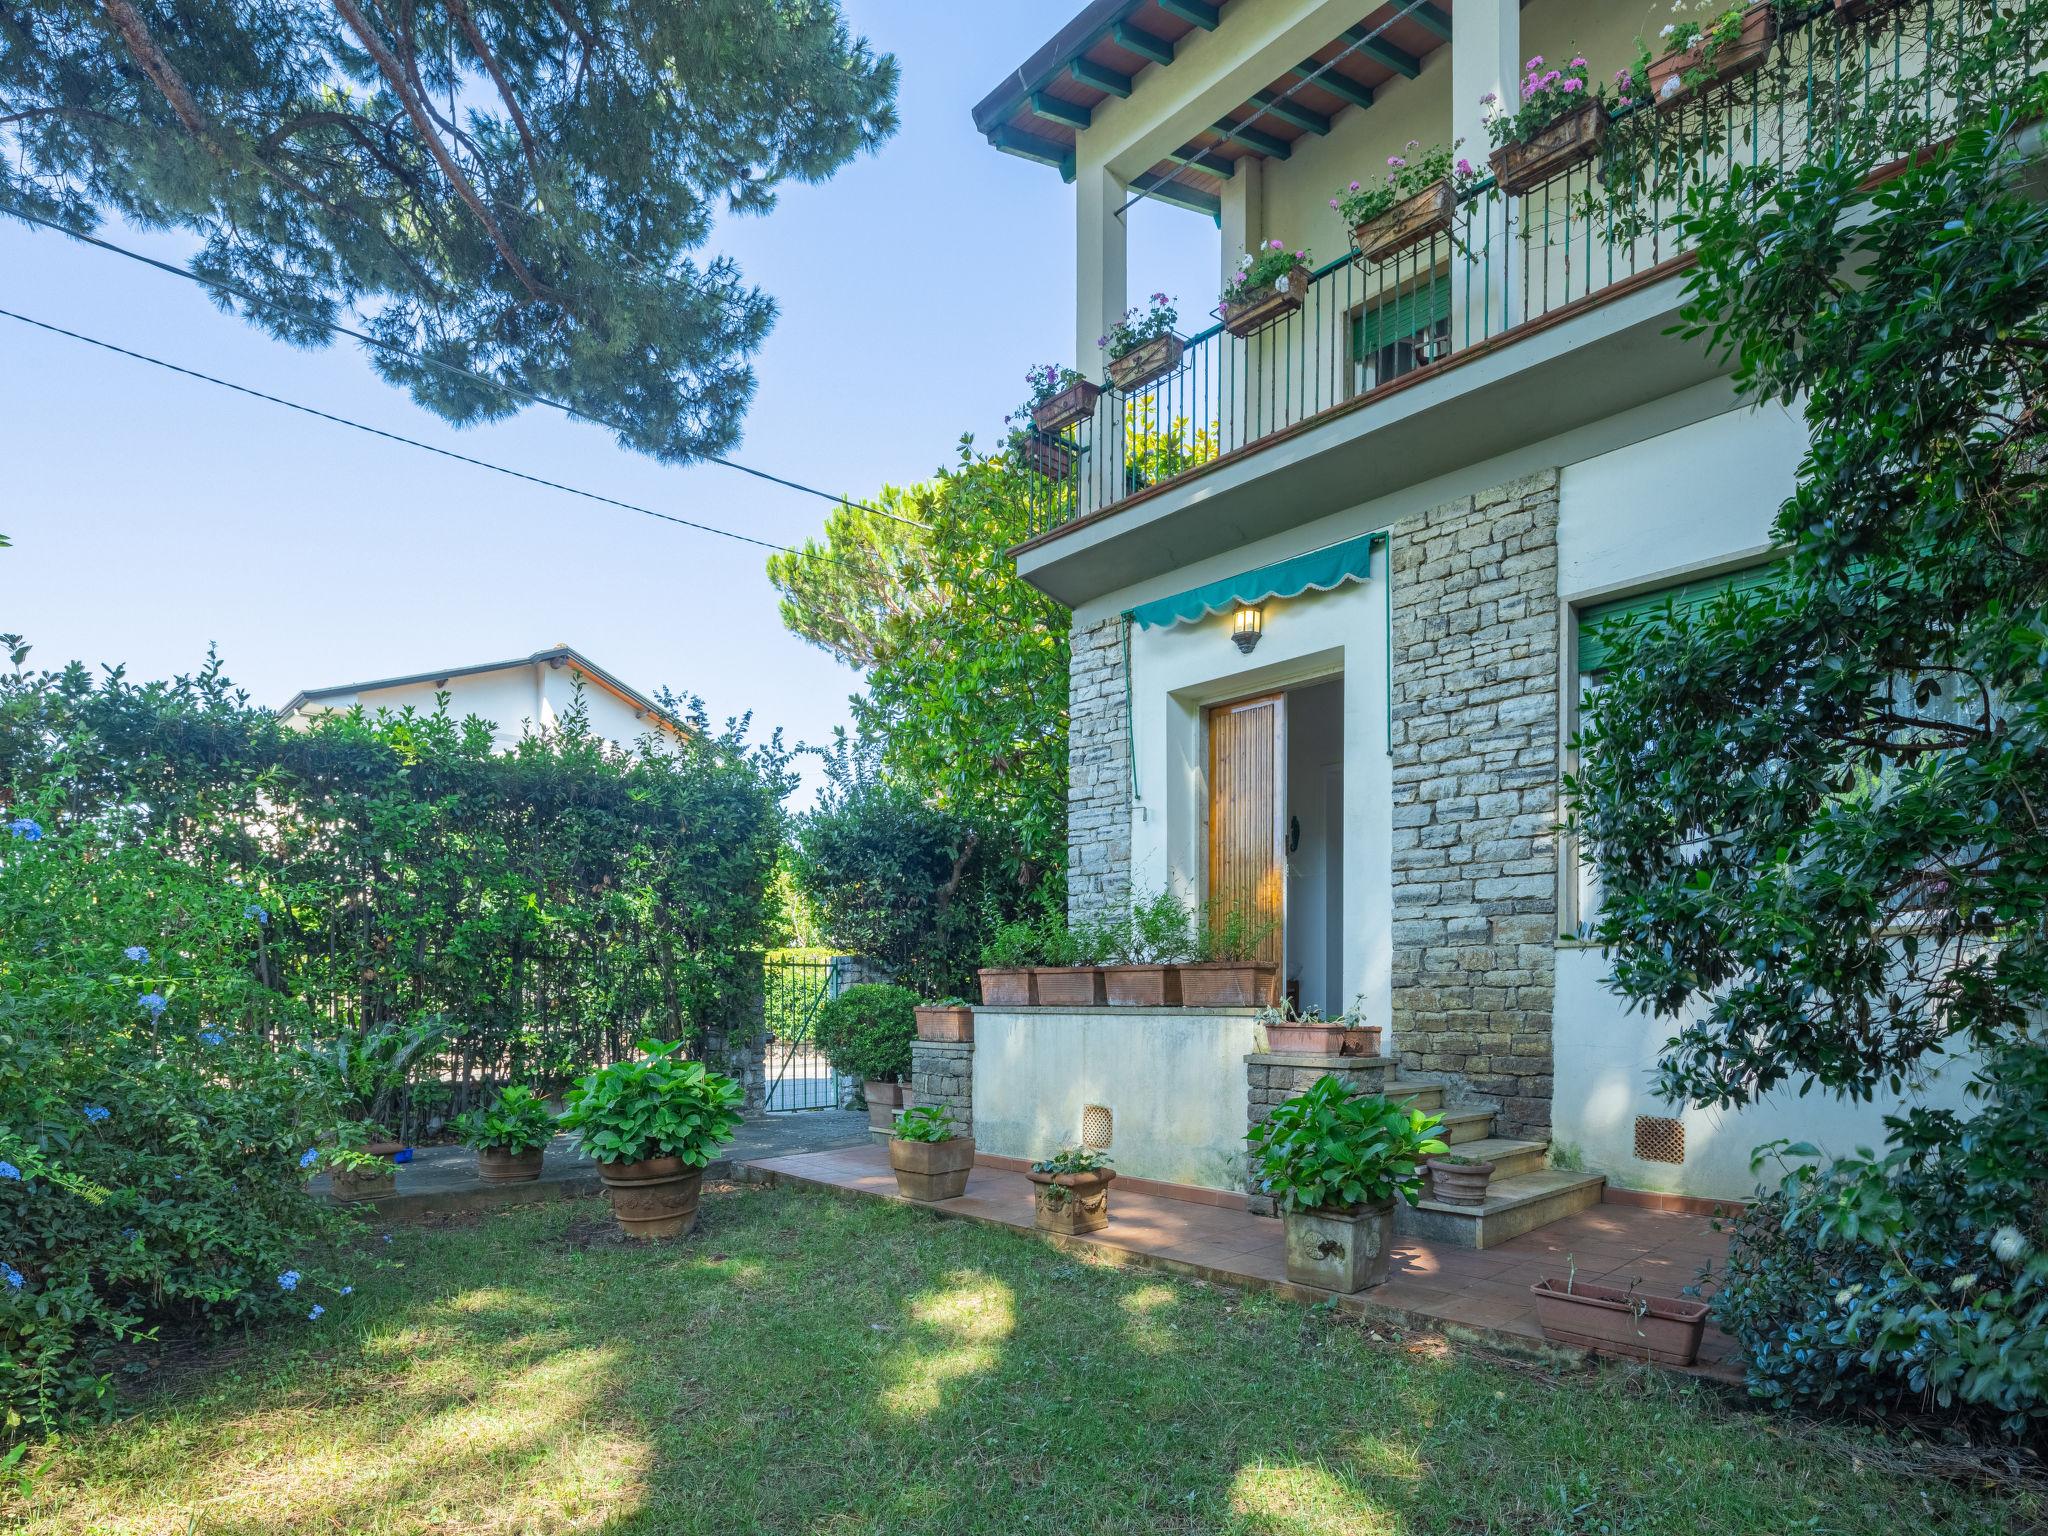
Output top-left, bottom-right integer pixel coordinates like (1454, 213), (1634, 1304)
(13, 1183), (2038, 1536)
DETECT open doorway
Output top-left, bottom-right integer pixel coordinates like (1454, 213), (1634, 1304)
(1284, 677), (1344, 1017)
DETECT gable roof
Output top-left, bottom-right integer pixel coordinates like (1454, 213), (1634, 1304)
(279, 645), (685, 736)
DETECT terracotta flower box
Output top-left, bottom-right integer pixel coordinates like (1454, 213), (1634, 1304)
(1103, 963), (1181, 1007)
(1342, 1024), (1382, 1057)
(1031, 965), (1107, 1006)
(914, 1003), (974, 1042)
(1283, 1199), (1395, 1292)
(1353, 180), (1456, 266)
(1424, 1155), (1496, 1206)
(1031, 378), (1101, 434)
(1489, 102), (1610, 196)
(864, 1078), (910, 1132)
(1264, 1021), (1349, 1055)
(1835, 0), (1904, 16)
(1529, 1277), (1710, 1365)
(1221, 262), (1314, 338)
(1107, 334), (1185, 393)
(1016, 432), (1076, 479)
(1027, 1167), (1116, 1235)
(977, 966), (1035, 1006)
(1177, 961), (1280, 1007)
(1646, 7), (1777, 107)
(889, 1135), (975, 1202)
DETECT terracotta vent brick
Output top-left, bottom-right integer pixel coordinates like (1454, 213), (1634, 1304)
(1634, 1115), (1686, 1164)
(1082, 1104), (1114, 1150)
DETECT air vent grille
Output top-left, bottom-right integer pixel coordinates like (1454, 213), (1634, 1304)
(1634, 1115), (1685, 1164)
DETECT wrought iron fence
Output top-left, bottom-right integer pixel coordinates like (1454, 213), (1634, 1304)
(760, 952), (863, 1113)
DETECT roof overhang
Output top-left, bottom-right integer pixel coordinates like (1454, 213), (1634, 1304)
(280, 646), (685, 735)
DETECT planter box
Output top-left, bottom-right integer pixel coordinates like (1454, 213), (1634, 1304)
(977, 966), (1035, 1006)
(1027, 1167), (1115, 1235)
(1353, 180), (1456, 266)
(1424, 1156), (1496, 1206)
(890, 1136), (975, 1202)
(1031, 378), (1101, 434)
(864, 1078), (909, 1131)
(1177, 961), (1280, 1007)
(476, 1146), (544, 1185)
(1530, 1278), (1709, 1365)
(329, 1166), (396, 1202)
(1103, 963), (1181, 1007)
(1647, 8), (1777, 107)
(1016, 432), (1075, 478)
(598, 1157), (703, 1240)
(1221, 262), (1314, 337)
(1283, 1200), (1395, 1292)
(1835, 0), (1905, 16)
(1343, 1024), (1382, 1057)
(1264, 1022), (1348, 1055)
(1489, 102), (1609, 196)
(1107, 334), (1185, 393)
(1032, 966), (1107, 1006)
(915, 1004), (974, 1043)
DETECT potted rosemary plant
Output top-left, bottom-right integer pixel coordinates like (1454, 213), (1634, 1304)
(1102, 888), (1191, 1006)
(978, 918), (1038, 1005)
(1178, 902), (1280, 1007)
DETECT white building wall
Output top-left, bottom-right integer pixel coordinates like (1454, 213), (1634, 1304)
(284, 661), (673, 755)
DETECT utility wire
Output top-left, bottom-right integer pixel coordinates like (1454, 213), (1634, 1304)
(0, 305), (846, 562)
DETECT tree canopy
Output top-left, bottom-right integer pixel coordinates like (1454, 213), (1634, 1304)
(0, 0), (897, 460)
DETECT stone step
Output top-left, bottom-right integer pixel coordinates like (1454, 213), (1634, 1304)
(1382, 1079), (1446, 1112)
(1433, 1107), (1497, 1146)
(1426, 1135), (1549, 1180)
(1395, 1168), (1607, 1250)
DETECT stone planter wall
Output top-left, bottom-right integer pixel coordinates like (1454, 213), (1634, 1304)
(911, 1038), (975, 1139)
(1245, 1051), (1391, 1216)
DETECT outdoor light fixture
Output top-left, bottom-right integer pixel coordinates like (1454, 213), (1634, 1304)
(1232, 603), (1264, 654)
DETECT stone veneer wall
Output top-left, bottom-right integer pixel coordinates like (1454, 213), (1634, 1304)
(910, 1039), (974, 1138)
(1389, 470), (1563, 1140)
(1067, 616), (1132, 928)
(1245, 1052), (1391, 1215)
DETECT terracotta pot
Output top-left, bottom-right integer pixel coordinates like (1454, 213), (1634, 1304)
(1016, 433), (1075, 478)
(1646, 7), (1777, 107)
(1489, 102), (1608, 196)
(1031, 378), (1102, 433)
(889, 1135), (975, 1202)
(1283, 1200), (1394, 1292)
(915, 1004), (975, 1043)
(1529, 1277), (1709, 1365)
(476, 1146), (545, 1184)
(977, 966), (1036, 1006)
(363, 1139), (406, 1158)
(1353, 180), (1456, 266)
(1032, 966), (1107, 1007)
(1107, 333), (1185, 393)
(329, 1165), (396, 1203)
(598, 1156), (703, 1239)
(1177, 961), (1281, 1007)
(1341, 1024), (1383, 1057)
(1263, 1021), (1349, 1055)
(1027, 1167), (1116, 1235)
(1221, 262), (1315, 337)
(864, 1079), (909, 1131)
(1102, 964), (1181, 1007)
(1425, 1156), (1496, 1206)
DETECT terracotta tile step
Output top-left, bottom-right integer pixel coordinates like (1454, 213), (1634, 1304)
(1396, 1169), (1607, 1251)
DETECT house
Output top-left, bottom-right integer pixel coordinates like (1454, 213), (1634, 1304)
(279, 644), (685, 754)
(945, 0), (1982, 1224)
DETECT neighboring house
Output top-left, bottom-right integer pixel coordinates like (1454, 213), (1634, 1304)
(963, 0), (1980, 1211)
(279, 645), (685, 754)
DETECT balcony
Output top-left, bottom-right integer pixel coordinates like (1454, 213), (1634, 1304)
(1009, 0), (2003, 553)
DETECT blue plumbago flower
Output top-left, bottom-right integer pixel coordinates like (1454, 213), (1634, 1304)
(380, 1234), (392, 1244)
(339, 1285), (353, 1296)
(0, 1162), (20, 1181)
(81, 1105), (110, 1123)
(198, 1031), (224, 1046)
(299, 1148), (319, 1170)
(0, 1263), (22, 1289)
(307, 1303), (324, 1320)
(120, 1227), (138, 1241)
(6, 817), (42, 842)
(138, 992), (168, 1019)
(243, 904), (269, 925)
(277, 1269), (300, 1292)
(123, 945), (150, 964)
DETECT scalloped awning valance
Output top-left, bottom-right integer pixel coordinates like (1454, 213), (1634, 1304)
(1124, 531), (1385, 630)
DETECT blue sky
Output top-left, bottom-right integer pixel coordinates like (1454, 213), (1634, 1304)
(0, 1), (1218, 803)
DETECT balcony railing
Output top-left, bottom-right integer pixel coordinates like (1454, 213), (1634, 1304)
(1015, 0), (2022, 539)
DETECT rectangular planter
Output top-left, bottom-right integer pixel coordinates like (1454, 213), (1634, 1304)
(1283, 1200), (1395, 1292)
(1028, 1169), (1115, 1235)
(1220, 262), (1314, 338)
(914, 1004), (974, 1042)
(977, 966), (1035, 1005)
(1177, 961), (1280, 1007)
(1489, 102), (1609, 196)
(1647, 8), (1777, 106)
(864, 1078), (909, 1132)
(1263, 1022), (1348, 1055)
(1016, 432), (1075, 478)
(1031, 378), (1101, 434)
(1107, 333), (1185, 393)
(1102, 964), (1181, 1007)
(1529, 1278), (1709, 1365)
(889, 1136), (974, 1202)
(1353, 180), (1455, 266)
(1032, 966), (1107, 1006)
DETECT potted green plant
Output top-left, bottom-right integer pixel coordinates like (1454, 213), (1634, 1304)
(1219, 241), (1315, 337)
(1102, 888), (1191, 1006)
(978, 918), (1039, 1005)
(561, 1041), (742, 1239)
(815, 982), (919, 1129)
(451, 1084), (558, 1184)
(1247, 1077), (1446, 1292)
(1023, 361), (1100, 434)
(1031, 913), (1111, 1007)
(1484, 53), (1609, 195)
(889, 1104), (975, 1202)
(1337, 992), (1382, 1058)
(295, 1017), (447, 1154)
(1630, 2), (1781, 109)
(1424, 1151), (1497, 1206)
(1335, 141), (1472, 266)
(914, 995), (975, 1043)
(1101, 293), (1185, 392)
(1530, 1262), (1710, 1365)
(1178, 902), (1280, 1007)
(321, 1119), (399, 1202)
(1026, 1145), (1116, 1235)
(1256, 999), (1346, 1054)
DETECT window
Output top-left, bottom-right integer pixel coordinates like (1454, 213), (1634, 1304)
(1350, 274), (1450, 395)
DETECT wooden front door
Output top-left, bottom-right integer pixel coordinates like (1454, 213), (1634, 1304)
(1207, 692), (1286, 965)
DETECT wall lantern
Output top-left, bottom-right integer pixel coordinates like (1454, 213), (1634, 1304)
(1231, 602), (1264, 654)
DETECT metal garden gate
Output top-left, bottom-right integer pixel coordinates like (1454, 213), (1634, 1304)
(759, 954), (860, 1112)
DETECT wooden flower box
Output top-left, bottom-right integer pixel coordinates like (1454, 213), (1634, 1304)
(1353, 180), (1456, 267)
(1529, 1277), (1709, 1365)
(1489, 102), (1610, 196)
(1107, 334), (1185, 393)
(1220, 262), (1314, 338)
(1030, 378), (1101, 434)
(1646, 7), (1777, 107)
(1016, 432), (1075, 479)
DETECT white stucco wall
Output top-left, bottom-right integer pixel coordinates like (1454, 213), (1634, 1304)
(284, 660), (675, 755)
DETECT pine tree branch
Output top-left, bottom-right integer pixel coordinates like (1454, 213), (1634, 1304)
(444, 0), (543, 188)
(94, 0), (218, 153)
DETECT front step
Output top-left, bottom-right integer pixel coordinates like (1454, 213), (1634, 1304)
(1433, 1108), (1497, 1146)
(1382, 1080), (1445, 1113)
(1427, 1135), (1549, 1181)
(1397, 1169), (1607, 1250)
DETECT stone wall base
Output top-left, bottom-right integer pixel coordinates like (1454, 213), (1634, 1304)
(911, 1039), (975, 1139)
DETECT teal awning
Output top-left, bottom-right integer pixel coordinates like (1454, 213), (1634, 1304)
(1125, 531), (1385, 630)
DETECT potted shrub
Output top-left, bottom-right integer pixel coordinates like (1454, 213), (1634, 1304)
(1335, 141), (1473, 267)
(1031, 914), (1111, 1007)
(451, 1084), (557, 1184)
(889, 1104), (975, 1202)
(1247, 1077), (1447, 1293)
(914, 996), (975, 1043)
(978, 918), (1038, 1005)
(296, 1017), (446, 1156)
(1178, 903), (1280, 1007)
(322, 1120), (398, 1202)
(1026, 1145), (1116, 1235)
(1484, 54), (1609, 196)
(1023, 362), (1100, 434)
(1530, 1263), (1710, 1365)
(1256, 1000), (1347, 1055)
(1219, 241), (1315, 337)
(561, 1041), (742, 1239)
(1101, 293), (1185, 392)
(1102, 888), (1190, 1006)
(815, 982), (919, 1128)
(1631, 2), (1781, 109)
(1424, 1151), (1497, 1206)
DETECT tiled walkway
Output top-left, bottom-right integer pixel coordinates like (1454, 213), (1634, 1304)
(745, 1142), (1739, 1379)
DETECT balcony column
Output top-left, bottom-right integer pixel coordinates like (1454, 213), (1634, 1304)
(1217, 154), (1264, 289)
(1075, 160), (1128, 374)
(1450, 0), (1519, 348)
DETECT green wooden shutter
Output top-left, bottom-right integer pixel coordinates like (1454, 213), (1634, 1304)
(1577, 561), (1785, 673)
(1351, 274), (1450, 358)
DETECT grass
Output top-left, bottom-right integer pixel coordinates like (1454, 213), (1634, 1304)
(12, 1183), (2040, 1535)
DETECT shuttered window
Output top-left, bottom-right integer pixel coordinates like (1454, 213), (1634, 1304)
(1350, 274), (1451, 360)
(1576, 561), (1785, 673)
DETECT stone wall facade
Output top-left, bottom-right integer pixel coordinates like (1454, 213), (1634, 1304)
(1067, 616), (1131, 928)
(1244, 1051), (1391, 1215)
(910, 1039), (974, 1138)
(1388, 470), (1562, 1140)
